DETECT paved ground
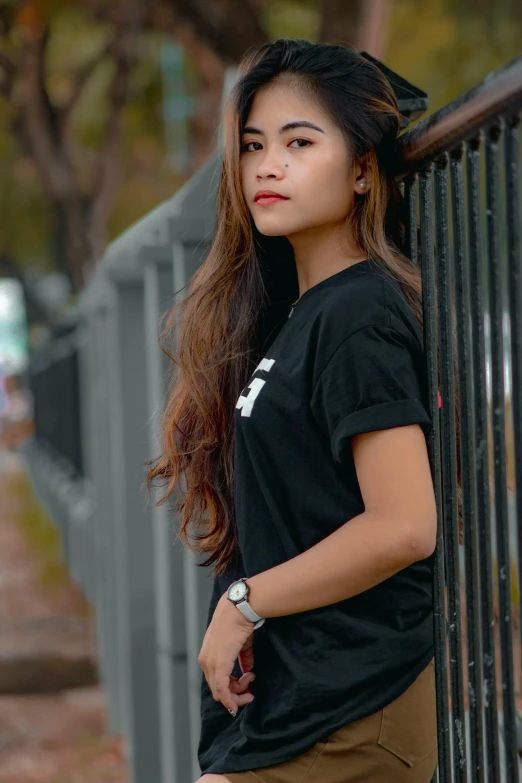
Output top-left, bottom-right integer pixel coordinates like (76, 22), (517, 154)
(0, 450), (128, 783)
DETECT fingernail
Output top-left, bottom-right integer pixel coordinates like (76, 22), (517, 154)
(228, 708), (237, 717)
(250, 676), (256, 682)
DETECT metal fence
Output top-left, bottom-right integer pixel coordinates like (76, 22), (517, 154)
(21, 57), (522, 783)
(395, 56), (522, 783)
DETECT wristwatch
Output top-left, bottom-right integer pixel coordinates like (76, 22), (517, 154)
(227, 578), (266, 629)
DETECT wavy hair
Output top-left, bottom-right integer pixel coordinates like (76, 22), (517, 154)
(146, 38), (463, 578)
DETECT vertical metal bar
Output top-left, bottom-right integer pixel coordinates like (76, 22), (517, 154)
(466, 133), (501, 783)
(144, 254), (192, 783)
(93, 311), (116, 730)
(404, 172), (419, 266)
(434, 153), (468, 781)
(105, 300), (133, 740)
(485, 121), (519, 782)
(114, 281), (162, 783)
(77, 321), (109, 683)
(419, 165), (452, 783)
(450, 142), (485, 782)
(503, 113), (521, 690)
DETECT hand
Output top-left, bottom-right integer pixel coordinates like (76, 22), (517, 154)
(198, 592), (257, 716)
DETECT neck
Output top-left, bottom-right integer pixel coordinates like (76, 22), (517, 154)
(286, 225), (367, 298)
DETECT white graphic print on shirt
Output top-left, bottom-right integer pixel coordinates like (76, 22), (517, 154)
(235, 357), (275, 417)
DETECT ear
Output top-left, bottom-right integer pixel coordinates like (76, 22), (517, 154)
(353, 157), (371, 195)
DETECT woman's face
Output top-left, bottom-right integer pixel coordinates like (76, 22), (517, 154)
(240, 81), (363, 240)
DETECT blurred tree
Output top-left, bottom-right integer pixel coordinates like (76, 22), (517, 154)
(319, 0), (392, 53)
(0, 0), (142, 291)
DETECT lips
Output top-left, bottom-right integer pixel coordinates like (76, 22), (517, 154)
(254, 191), (289, 202)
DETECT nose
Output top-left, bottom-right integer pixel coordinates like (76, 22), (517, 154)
(255, 145), (285, 179)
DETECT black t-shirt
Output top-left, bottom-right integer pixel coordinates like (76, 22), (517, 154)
(198, 258), (435, 776)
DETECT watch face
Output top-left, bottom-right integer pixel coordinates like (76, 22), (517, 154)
(228, 581), (248, 602)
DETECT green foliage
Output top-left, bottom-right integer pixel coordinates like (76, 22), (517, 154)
(263, 0), (319, 40)
(385, 0), (522, 116)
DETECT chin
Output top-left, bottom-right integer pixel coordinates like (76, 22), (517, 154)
(254, 220), (302, 238)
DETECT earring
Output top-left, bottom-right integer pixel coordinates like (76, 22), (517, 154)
(359, 181), (366, 189)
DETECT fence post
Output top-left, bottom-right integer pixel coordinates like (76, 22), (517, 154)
(78, 277), (125, 734)
(143, 239), (193, 783)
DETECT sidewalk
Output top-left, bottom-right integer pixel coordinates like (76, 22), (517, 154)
(0, 450), (128, 783)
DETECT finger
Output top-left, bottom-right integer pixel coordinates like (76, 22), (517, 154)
(229, 680), (248, 694)
(222, 691), (255, 711)
(213, 674), (239, 715)
(238, 672), (256, 687)
(213, 676), (255, 715)
(235, 692), (255, 708)
(229, 673), (256, 693)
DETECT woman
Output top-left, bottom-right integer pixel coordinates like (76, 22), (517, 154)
(148, 38), (440, 783)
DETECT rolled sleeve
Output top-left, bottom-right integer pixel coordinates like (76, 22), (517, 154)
(310, 323), (433, 467)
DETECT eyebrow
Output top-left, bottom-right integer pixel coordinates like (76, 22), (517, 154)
(242, 120), (325, 136)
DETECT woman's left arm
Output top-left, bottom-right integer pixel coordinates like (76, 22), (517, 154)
(199, 422), (437, 715)
(245, 421), (437, 618)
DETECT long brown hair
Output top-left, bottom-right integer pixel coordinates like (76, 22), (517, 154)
(146, 38), (462, 578)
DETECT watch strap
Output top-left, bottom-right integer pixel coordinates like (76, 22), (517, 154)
(234, 600), (265, 629)
(236, 598), (264, 623)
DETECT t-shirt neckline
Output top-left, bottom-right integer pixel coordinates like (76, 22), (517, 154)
(295, 258), (373, 305)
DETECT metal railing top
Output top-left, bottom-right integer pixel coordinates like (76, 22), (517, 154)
(395, 54), (522, 176)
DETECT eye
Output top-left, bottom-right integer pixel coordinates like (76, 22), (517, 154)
(241, 141), (261, 152)
(289, 138), (311, 148)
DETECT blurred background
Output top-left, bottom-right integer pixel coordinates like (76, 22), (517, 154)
(0, 1), (520, 782)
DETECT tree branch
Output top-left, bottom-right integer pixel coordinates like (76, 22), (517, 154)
(79, 0), (166, 31)
(318, 0), (392, 56)
(0, 51), (15, 98)
(19, 20), (75, 200)
(89, 7), (138, 263)
(164, 0), (267, 63)
(81, 0), (268, 64)
(58, 38), (113, 129)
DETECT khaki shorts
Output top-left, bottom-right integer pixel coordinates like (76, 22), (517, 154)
(224, 659), (437, 783)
